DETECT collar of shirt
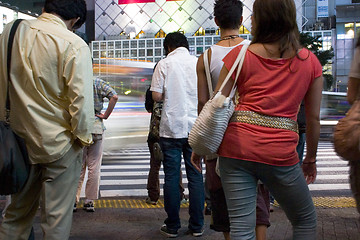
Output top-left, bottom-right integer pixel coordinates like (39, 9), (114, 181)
(37, 13), (68, 30)
(167, 47), (190, 57)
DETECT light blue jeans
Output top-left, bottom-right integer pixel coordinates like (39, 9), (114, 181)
(219, 157), (316, 240)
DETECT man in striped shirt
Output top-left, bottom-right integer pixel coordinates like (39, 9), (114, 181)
(75, 78), (118, 212)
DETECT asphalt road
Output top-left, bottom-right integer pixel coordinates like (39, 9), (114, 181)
(102, 111), (150, 154)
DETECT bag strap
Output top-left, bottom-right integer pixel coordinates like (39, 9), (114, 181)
(5, 19), (23, 123)
(217, 41), (250, 99)
(203, 48), (213, 98)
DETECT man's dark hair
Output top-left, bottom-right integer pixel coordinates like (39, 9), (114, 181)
(214, 0), (243, 29)
(44, 0), (87, 29)
(163, 32), (189, 56)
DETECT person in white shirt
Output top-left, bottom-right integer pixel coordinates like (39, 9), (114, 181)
(151, 32), (204, 238)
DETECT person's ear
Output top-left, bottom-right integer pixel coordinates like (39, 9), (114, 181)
(239, 16), (243, 27)
(250, 15), (254, 29)
(214, 17), (219, 27)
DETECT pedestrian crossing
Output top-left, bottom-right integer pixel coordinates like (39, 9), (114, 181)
(307, 142), (350, 193)
(78, 142), (351, 198)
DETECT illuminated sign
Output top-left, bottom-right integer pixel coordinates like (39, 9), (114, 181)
(118, 0), (155, 4)
(317, 0), (328, 18)
(118, 0), (182, 4)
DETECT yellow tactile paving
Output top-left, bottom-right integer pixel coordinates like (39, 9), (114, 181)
(274, 197), (356, 208)
(312, 197), (356, 208)
(77, 197), (355, 209)
(272, 197), (356, 208)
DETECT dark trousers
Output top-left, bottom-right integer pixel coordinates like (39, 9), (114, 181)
(146, 140), (185, 201)
(350, 160), (360, 214)
(160, 137), (204, 232)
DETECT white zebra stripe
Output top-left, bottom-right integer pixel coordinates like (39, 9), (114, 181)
(308, 184), (350, 191)
(79, 142), (351, 198)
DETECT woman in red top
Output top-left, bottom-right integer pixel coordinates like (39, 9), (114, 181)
(215, 0), (323, 239)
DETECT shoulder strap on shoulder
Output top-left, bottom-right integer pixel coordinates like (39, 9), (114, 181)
(5, 19), (23, 122)
(203, 48), (213, 97)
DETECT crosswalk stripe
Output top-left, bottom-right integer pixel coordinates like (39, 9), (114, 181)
(309, 184), (350, 191)
(317, 167), (349, 171)
(102, 159), (345, 163)
(100, 176), (349, 185)
(316, 175), (349, 180)
(80, 142), (353, 198)
(101, 179), (171, 185)
(316, 161), (347, 164)
(100, 189), (167, 197)
(100, 165), (349, 171)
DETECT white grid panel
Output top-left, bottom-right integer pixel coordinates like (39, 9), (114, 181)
(115, 13), (131, 30)
(151, 10), (169, 28)
(94, 0), (256, 39)
(171, 9), (189, 27)
(162, 19), (181, 33)
(95, 0), (304, 40)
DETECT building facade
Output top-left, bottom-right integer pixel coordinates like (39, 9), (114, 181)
(92, 0), (360, 93)
(94, 0), (304, 40)
(334, 0), (360, 91)
(3, 0), (360, 92)
(0, 2), (37, 34)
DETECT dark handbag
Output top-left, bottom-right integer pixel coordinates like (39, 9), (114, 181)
(147, 102), (162, 142)
(144, 86), (154, 113)
(0, 19), (30, 195)
(333, 100), (360, 161)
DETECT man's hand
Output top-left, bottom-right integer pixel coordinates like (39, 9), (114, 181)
(95, 113), (107, 119)
(191, 152), (203, 173)
(97, 94), (118, 120)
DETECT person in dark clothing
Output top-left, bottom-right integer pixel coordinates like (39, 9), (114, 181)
(145, 86), (188, 205)
(297, 101), (306, 164)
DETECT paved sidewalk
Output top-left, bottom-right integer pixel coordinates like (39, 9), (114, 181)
(1, 197), (359, 240)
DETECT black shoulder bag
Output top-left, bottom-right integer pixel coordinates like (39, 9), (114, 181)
(0, 19), (30, 195)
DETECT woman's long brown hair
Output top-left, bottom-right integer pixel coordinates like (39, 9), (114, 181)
(251, 0), (301, 57)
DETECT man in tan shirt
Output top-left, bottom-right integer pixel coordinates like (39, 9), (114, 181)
(0, 0), (94, 239)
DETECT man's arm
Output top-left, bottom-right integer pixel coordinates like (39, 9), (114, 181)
(96, 94), (118, 119)
(152, 91), (163, 102)
(347, 77), (360, 105)
(150, 61), (164, 102)
(348, 48), (360, 105)
(302, 75), (323, 184)
(196, 52), (211, 114)
(65, 45), (94, 146)
(190, 52), (210, 171)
